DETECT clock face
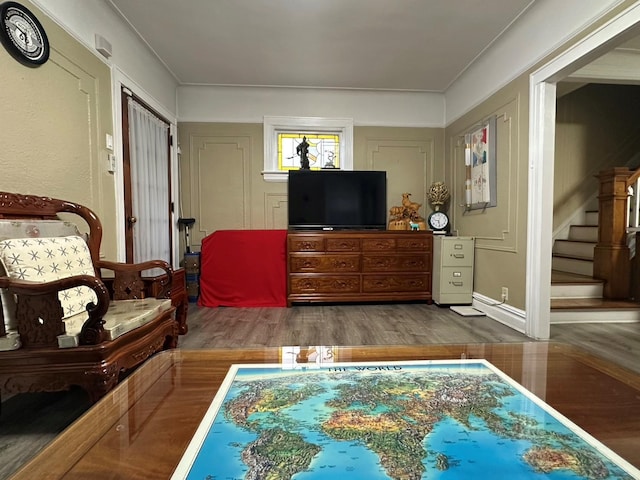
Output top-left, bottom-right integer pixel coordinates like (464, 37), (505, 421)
(0, 2), (49, 67)
(428, 211), (449, 231)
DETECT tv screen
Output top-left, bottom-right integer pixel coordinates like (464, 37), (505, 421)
(288, 170), (387, 230)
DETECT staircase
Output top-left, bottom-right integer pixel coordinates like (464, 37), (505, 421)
(551, 209), (640, 322)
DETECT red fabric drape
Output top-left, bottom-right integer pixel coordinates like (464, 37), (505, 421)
(198, 230), (287, 307)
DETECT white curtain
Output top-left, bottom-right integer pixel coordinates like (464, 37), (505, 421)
(127, 98), (170, 265)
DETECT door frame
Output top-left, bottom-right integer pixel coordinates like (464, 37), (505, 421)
(527, 3), (640, 339)
(112, 68), (180, 266)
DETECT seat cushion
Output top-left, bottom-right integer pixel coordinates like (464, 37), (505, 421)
(0, 236), (97, 320)
(0, 331), (21, 351)
(57, 298), (173, 348)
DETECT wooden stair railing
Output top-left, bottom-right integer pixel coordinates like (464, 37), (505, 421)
(594, 167), (635, 299)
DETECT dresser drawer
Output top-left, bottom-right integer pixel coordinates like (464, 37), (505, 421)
(362, 274), (430, 292)
(326, 237), (360, 252)
(289, 274), (360, 294)
(362, 238), (395, 252)
(290, 254), (360, 273)
(362, 254), (429, 272)
(396, 236), (431, 252)
(288, 236), (325, 252)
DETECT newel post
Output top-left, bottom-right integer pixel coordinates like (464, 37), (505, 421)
(593, 167), (630, 299)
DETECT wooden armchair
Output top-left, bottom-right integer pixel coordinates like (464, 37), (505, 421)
(0, 192), (184, 403)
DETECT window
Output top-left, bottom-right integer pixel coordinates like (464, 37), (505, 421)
(278, 133), (340, 170)
(263, 116), (353, 182)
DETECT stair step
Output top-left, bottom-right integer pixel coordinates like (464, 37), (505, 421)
(585, 210), (598, 225)
(568, 225), (598, 242)
(551, 297), (640, 323)
(551, 270), (603, 299)
(551, 282), (603, 299)
(552, 239), (596, 260)
(552, 255), (593, 276)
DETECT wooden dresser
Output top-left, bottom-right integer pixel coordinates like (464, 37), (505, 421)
(287, 230), (433, 306)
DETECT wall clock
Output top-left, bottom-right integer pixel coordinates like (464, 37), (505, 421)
(0, 1), (49, 67)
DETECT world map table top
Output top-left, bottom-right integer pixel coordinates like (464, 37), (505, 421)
(172, 360), (638, 479)
(9, 343), (640, 480)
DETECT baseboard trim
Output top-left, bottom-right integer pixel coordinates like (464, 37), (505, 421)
(471, 293), (527, 335)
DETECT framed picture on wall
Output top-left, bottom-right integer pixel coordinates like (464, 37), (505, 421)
(464, 116), (497, 210)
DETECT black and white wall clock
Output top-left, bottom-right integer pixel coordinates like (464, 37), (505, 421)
(0, 1), (49, 67)
(427, 210), (450, 232)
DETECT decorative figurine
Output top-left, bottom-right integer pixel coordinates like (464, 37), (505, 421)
(297, 136), (310, 170)
(388, 193), (426, 230)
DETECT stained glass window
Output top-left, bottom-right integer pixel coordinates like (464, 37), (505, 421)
(263, 116), (353, 182)
(278, 133), (340, 170)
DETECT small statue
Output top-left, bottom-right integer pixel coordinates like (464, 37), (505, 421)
(323, 151), (336, 168)
(388, 193), (426, 230)
(297, 136), (310, 170)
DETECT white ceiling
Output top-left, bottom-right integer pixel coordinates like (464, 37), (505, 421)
(107, 0), (536, 92)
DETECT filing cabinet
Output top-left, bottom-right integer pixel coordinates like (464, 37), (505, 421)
(433, 236), (474, 305)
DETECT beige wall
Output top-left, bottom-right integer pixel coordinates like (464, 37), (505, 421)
(178, 123), (444, 251)
(445, 77), (529, 309)
(0, 1), (115, 258)
(554, 83), (640, 230)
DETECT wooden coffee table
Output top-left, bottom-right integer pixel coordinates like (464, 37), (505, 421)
(9, 343), (640, 479)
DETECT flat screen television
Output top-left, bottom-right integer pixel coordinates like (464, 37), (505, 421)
(288, 170), (387, 230)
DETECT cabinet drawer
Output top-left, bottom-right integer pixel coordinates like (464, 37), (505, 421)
(440, 239), (474, 266)
(289, 236), (325, 252)
(362, 238), (395, 252)
(362, 254), (429, 272)
(290, 254), (360, 273)
(439, 266), (473, 293)
(326, 237), (360, 252)
(362, 274), (430, 292)
(290, 275), (360, 294)
(396, 237), (431, 252)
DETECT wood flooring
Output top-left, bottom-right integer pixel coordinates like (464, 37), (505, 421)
(1, 302), (639, 479)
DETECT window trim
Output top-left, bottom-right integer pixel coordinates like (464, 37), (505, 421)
(263, 116), (354, 182)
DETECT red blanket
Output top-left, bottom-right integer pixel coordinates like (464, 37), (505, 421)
(198, 230), (287, 307)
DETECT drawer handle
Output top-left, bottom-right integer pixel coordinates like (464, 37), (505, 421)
(452, 253), (465, 258)
(451, 281), (464, 286)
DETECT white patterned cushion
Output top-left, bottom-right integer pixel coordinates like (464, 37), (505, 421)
(0, 236), (97, 319)
(57, 298), (173, 348)
(0, 220), (84, 347)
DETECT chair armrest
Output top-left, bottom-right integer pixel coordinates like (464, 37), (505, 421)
(0, 274), (110, 346)
(96, 259), (173, 300)
(0, 274), (107, 300)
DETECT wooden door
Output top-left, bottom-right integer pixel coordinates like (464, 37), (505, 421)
(121, 87), (173, 264)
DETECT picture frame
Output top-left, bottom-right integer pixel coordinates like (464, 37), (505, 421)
(464, 116), (497, 210)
